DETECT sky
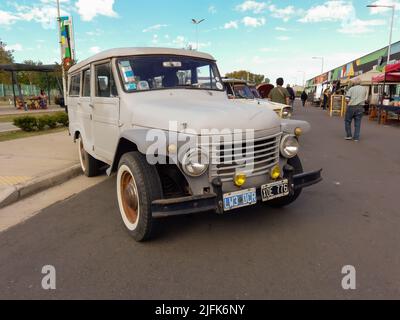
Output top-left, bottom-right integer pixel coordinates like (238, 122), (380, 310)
(0, 0), (399, 84)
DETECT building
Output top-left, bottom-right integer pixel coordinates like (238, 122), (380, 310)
(306, 41), (400, 89)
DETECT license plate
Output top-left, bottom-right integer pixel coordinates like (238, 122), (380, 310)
(223, 188), (257, 212)
(261, 179), (290, 202)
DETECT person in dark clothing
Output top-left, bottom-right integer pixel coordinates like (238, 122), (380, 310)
(322, 88), (331, 110)
(286, 85), (295, 108)
(301, 91), (308, 107)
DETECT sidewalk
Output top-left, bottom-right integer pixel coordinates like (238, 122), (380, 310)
(0, 130), (81, 208)
(0, 122), (19, 133)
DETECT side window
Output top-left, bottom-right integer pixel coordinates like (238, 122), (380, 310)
(82, 69), (91, 97)
(95, 63), (118, 97)
(69, 74), (81, 96)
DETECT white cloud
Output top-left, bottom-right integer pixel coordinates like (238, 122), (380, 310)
(275, 26), (288, 31)
(260, 47), (273, 52)
(338, 19), (386, 34)
(369, 0), (400, 14)
(142, 24), (168, 33)
(90, 46), (101, 54)
(277, 36), (291, 41)
(6, 43), (23, 51)
(269, 5), (297, 22)
(236, 1), (267, 14)
(209, 5), (217, 14)
(224, 21), (239, 29)
(300, 0), (354, 23)
(76, 0), (118, 21)
(0, 10), (19, 25)
(242, 16), (266, 27)
(300, 0), (387, 35)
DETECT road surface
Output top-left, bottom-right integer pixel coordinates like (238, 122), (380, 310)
(0, 104), (399, 299)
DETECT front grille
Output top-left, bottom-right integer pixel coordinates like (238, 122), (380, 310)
(209, 132), (281, 182)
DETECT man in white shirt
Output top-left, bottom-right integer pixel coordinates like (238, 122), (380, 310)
(345, 79), (368, 142)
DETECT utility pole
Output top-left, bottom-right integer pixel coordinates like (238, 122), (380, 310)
(57, 0), (67, 104)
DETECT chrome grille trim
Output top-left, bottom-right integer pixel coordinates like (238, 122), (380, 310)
(210, 132), (282, 182)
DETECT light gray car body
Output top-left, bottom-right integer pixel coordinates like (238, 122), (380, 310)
(67, 48), (311, 197)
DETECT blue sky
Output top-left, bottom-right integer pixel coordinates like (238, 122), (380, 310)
(1, 0), (399, 84)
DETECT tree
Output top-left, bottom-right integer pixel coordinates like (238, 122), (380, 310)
(225, 70), (265, 85)
(0, 39), (14, 85)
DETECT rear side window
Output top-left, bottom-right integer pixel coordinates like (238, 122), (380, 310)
(82, 69), (91, 97)
(69, 74), (81, 96)
(95, 63), (118, 97)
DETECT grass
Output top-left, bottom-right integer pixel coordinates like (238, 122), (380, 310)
(0, 127), (67, 142)
(0, 112), (59, 123)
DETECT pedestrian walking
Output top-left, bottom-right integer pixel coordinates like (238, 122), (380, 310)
(301, 91), (308, 107)
(268, 78), (290, 105)
(322, 88), (331, 110)
(287, 85), (295, 108)
(345, 79), (368, 142)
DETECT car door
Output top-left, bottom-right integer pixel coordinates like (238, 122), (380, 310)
(92, 61), (120, 162)
(78, 68), (94, 151)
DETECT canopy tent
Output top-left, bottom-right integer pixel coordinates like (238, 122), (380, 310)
(372, 73), (400, 83)
(350, 70), (382, 85)
(372, 62), (400, 83)
(0, 63), (60, 108)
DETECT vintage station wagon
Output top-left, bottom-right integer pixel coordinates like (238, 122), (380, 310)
(67, 47), (322, 242)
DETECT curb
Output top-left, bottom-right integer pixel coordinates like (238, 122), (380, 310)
(0, 164), (82, 209)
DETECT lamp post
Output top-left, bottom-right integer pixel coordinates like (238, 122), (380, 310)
(312, 56), (325, 74)
(191, 19), (205, 50)
(367, 4), (395, 65)
(56, 0), (67, 104)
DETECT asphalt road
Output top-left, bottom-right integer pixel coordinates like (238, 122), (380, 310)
(1, 103), (399, 300)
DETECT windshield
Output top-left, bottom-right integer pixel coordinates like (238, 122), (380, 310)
(117, 55), (224, 92)
(235, 85), (255, 99)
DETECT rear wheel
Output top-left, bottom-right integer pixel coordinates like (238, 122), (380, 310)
(77, 135), (101, 177)
(268, 156), (304, 208)
(117, 152), (162, 242)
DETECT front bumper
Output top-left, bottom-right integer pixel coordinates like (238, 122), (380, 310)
(152, 169), (323, 217)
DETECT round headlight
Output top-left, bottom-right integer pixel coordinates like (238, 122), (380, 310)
(280, 135), (300, 159)
(282, 107), (293, 119)
(181, 148), (209, 177)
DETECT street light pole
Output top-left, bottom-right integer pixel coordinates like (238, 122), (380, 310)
(191, 19), (205, 50)
(367, 4), (395, 65)
(56, 0), (67, 105)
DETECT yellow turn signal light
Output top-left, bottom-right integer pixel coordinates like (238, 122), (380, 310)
(234, 173), (247, 187)
(295, 127), (303, 137)
(271, 165), (281, 180)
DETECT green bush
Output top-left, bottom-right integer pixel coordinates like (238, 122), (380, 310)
(13, 112), (69, 132)
(54, 112), (69, 127)
(13, 116), (38, 132)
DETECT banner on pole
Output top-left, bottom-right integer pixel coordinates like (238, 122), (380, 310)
(60, 16), (75, 71)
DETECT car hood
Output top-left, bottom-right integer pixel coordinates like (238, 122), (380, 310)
(231, 98), (288, 110)
(129, 90), (282, 134)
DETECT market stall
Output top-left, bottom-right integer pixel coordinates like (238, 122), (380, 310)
(371, 62), (400, 124)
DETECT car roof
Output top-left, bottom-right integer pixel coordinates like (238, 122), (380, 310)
(69, 47), (216, 74)
(222, 78), (248, 84)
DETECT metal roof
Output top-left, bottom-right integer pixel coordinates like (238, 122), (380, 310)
(69, 47), (216, 73)
(0, 63), (58, 72)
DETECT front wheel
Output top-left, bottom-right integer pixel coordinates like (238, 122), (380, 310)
(117, 152), (162, 242)
(268, 156), (304, 208)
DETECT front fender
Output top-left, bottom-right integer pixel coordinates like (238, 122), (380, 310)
(281, 119), (311, 135)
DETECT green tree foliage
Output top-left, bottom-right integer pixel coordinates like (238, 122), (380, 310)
(225, 70), (265, 85)
(0, 39), (14, 85)
(17, 60), (62, 91)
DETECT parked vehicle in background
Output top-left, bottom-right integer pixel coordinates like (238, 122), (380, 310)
(257, 83), (275, 99)
(67, 47), (322, 242)
(223, 78), (293, 119)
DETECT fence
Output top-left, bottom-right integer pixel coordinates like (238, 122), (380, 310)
(0, 83), (42, 97)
